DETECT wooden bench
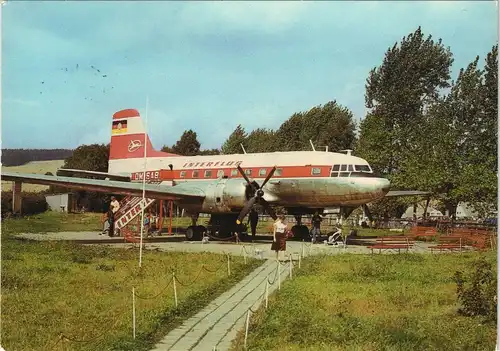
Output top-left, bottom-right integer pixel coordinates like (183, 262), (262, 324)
(428, 235), (463, 253)
(406, 226), (437, 240)
(368, 236), (415, 254)
(447, 227), (496, 251)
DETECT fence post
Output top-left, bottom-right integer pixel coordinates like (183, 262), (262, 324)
(289, 254), (293, 279)
(298, 251), (301, 268)
(173, 272), (178, 308)
(278, 260), (281, 291)
(301, 240), (305, 258)
(132, 287), (136, 339)
(243, 246), (247, 264)
(244, 310), (251, 349)
(265, 280), (269, 309)
(227, 254), (231, 276)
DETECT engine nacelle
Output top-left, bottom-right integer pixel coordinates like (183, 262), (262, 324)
(200, 178), (251, 213)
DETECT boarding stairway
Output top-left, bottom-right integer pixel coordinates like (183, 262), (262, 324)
(114, 180), (162, 230)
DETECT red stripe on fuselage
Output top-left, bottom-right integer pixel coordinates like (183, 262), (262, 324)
(130, 165), (332, 181)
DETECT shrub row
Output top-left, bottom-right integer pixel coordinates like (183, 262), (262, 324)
(1, 191), (48, 216)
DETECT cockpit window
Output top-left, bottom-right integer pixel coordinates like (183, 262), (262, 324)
(340, 164), (347, 172)
(355, 165), (371, 172)
(332, 165), (340, 172)
(348, 165), (354, 172)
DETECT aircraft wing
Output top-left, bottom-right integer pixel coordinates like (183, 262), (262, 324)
(385, 190), (431, 197)
(2, 171), (205, 201)
(56, 168), (131, 182)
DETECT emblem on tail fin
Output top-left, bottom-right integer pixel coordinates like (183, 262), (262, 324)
(112, 119), (128, 135)
(128, 140), (142, 153)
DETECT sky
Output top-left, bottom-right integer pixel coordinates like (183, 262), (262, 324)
(1, 1), (498, 150)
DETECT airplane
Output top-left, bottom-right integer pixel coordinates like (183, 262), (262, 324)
(2, 108), (430, 240)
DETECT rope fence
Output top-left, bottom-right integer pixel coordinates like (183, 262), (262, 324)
(43, 239), (317, 350)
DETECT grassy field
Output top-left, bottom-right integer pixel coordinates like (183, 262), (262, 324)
(232, 252), (497, 351)
(1, 159), (65, 192)
(1, 213), (263, 351)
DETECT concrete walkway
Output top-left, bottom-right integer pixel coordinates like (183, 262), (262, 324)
(15, 231), (437, 257)
(151, 258), (291, 351)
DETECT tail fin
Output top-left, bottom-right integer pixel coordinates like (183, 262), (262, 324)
(109, 108), (179, 160)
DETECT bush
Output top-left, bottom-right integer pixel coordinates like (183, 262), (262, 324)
(1, 191), (48, 216)
(454, 257), (497, 323)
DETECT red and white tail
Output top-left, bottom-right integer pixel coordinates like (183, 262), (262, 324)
(109, 108), (178, 161)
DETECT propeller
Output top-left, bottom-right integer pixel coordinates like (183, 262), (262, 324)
(236, 165), (278, 224)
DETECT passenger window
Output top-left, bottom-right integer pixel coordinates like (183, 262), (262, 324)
(217, 170), (225, 177)
(192, 170), (199, 178)
(340, 165), (347, 171)
(275, 168), (283, 176)
(259, 168), (267, 176)
(204, 170), (212, 178)
(332, 165), (340, 171)
(245, 169), (252, 176)
(311, 168), (321, 175)
(348, 165), (354, 172)
(231, 169), (238, 176)
(180, 171), (186, 178)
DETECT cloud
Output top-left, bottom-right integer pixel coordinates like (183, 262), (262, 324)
(178, 1), (310, 34)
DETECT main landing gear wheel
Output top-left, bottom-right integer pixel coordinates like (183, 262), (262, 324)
(185, 225), (204, 241)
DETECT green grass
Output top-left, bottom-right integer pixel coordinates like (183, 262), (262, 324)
(2, 211), (103, 234)
(231, 252), (497, 351)
(1, 214), (263, 351)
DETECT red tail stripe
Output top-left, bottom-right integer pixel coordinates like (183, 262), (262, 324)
(113, 109), (140, 120)
(110, 133), (180, 159)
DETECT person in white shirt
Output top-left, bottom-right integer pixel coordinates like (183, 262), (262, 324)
(110, 196), (120, 214)
(109, 196), (120, 237)
(271, 214), (288, 261)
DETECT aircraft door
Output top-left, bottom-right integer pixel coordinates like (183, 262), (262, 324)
(214, 178), (228, 211)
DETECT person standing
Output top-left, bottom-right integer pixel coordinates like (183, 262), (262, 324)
(310, 211), (323, 243)
(248, 209), (259, 241)
(109, 196), (120, 237)
(271, 214), (288, 261)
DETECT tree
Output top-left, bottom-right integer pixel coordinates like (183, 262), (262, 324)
(163, 130), (201, 156)
(63, 144), (110, 172)
(274, 112), (304, 151)
(161, 145), (176, 154)
(61, 144), (110, 212)
(453, 46), (498, 216)
(299, 101), (356, 153)
(274, 101), (356, 153)
(356, 113), (392, 175)
(359, 26), (454, 183)
(246, 128), (276, 153)
(221, 125), (247, 154)
(198, 148), (221, 155)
